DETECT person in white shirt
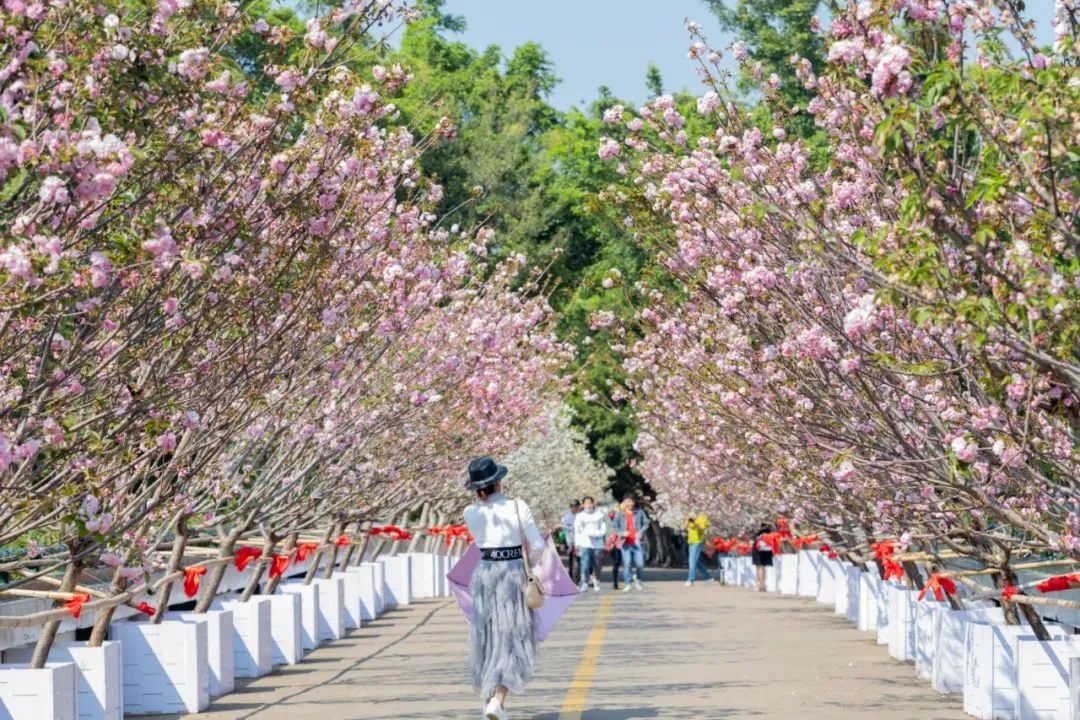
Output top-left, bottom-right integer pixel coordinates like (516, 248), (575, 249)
(573, 496), (608, 593)
(462, 456), (544, 720)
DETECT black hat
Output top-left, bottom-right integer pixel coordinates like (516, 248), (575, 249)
(570, 499), (581, 507)
(465, 456), (507, 491)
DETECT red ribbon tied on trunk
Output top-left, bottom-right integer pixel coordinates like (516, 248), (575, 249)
(759, 532), (782, 554)
(234, 546), (262, 572)
(294, 542), (319, 564)
(428, 526), (443, 536)
(872, 540), (895, 560)
(1036, 573), (1080, 593)
(335, 535), (351, 547)
(818, 543), (832, 553)
(828, 551), (838, 560)
(369, 527), (385, 536)
(776, 517), (792, 539)
(918, 573), (957, 601)
(789, 535), (820, 550)
(268, 553), (290, 578)
(1002, 584), (1020, 600)
(64, 592), (91, 619)
(882, 557), (905, 583)
(183, 566), (208, 598)
(135, 601), (156, 616)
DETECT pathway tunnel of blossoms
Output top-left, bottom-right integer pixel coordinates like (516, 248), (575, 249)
(593, 0), (1080, 638)
(0, 0), (577, 667)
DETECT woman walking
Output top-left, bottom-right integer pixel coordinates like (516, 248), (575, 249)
(463, 456), (545, 720)
(752, 521), (775, 592)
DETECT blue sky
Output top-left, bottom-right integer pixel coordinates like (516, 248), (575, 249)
(427, 0), (1056, 111)
(440, 0), (732, 110)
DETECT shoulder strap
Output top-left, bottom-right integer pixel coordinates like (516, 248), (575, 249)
(513, 498), (535, 580)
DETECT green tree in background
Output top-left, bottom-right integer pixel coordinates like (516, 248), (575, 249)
(703, 0), (828, 139)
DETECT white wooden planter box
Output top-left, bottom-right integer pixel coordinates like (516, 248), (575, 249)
(267, 592), (303, 666)
(5, 642), (120, 720)
(844, 565), (861, 623)
(314, 577), (346, 642)
(409, 554), (437, 599)
(777, 553), (798, 595)
(965, 622), (1071, 719)
(741, 556), (755, 587)
(857, 572), (885, 633)
(437, 554), (450, 596)
(1016, 637), (1080, 719)
(379, 556), (412, 608)
(765, 564), (779, 593)
(833, 562), (852, 616)
(363, 561), (386, 616)
(111, 619), (209, 714)
(278, 582), (320, 651)
(346, 565), (378, 622)
(932, 608), (1006, 694)
(212, 598), (272, 678)
(1069, 657), (1080, 720)
(796, 551), (820, 597)
(167, 610), (234, 697)
(816, 558), (838, 606)
(720, 557), (734, 584)
(887, 584), (917, 662)
(0, 662), (78, 720)
(334, 570), (365, 630)
(915, 601), (944, 680)
(876, 581), (895, 646)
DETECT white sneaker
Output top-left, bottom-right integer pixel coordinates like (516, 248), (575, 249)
(621, 584), (632, 593)
(634, 579), (643, 591)
(592, 582), (601, 593)
(685, 580), (693, 587)
(578, 583), (588, 593)
(484, 697), (508, 720)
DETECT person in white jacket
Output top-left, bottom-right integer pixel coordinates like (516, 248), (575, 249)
(573, 496), (609, 592)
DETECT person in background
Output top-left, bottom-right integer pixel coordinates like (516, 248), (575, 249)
(752, 521), (775, 592)
(560, 500), (581, 585)
(613, 496), (649, 592)
(573, 496), (608, 593)
(605, 504), (624, 590)
(684, 511), (717, 587)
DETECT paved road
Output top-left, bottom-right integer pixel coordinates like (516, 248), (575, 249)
(142, 569), (965, 720)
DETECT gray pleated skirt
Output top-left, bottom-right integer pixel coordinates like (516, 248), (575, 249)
(468, 558), (538, 698)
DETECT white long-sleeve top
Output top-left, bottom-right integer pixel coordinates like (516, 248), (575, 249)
(463, 493), (545, 559)
(573, 509), (609, 550)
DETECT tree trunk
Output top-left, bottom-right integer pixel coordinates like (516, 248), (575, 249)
(30, 547), (81, 668)
(304, 526), (334, 585)
(264, 532), (298, 595)
(351, 527), (372, 566)
(194, 525), (246, 613)
(322, 522), (344, 579)
(240, 532), (277, 602)
(151, 519), (188, 624)
(1001, 565), (1051, 639)
(902, 560), (925, 591)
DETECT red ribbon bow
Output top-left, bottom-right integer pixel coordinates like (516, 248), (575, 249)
(789, 535), (820, 550)
(713, 538), (737, 553)
(183, 566), (208, 598)
(872, 540), (896, 560)
(882, 557), (905, 583)
(294, 542), (319, 564)
(918, 573), (957, 601)
(335, 535), (351, 547)
(1036, 573), (1080, 593)
(64, 593), (91, 619)
(1002, 584), (1020, 600)
(369, 527), (385, 536)
(268, 553), (290, 578)
(428, 526), (443, 536)
(135, 601), (156, 616)
(234, 547), (262, 572)
(736, 542), (752, 555)
(818, 543), (832, 553)
(828, 551), (839, 560)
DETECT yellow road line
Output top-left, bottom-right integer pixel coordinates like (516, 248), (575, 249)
(559, 595), (614, 719)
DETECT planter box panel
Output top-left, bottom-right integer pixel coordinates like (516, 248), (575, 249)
(1016, 637), (1080, 719)
(314, 577), (346, 642)
(277, 583), (320, 651)
(915, 601), (943, 680)
(778, 554), (798, 595)
(965, 622), (1070, 719)
(346, 565), (378, 622)
(816, 558), (838, 606)
(379, 556), (412, 608)
(857, 573), (881, 633)
(932, 608), (1007, 695)
(0, 662), (77, 720)
(112, 619), (209, 714)
(267, 593), (303, 666)
(5, 641), (121, 720)
(212, 598), (272, 678)
(168, 610), (234, 697)
(409, 554), (437, 600)
(886, 585), (917, 662)
(796, 551), (820, 597)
